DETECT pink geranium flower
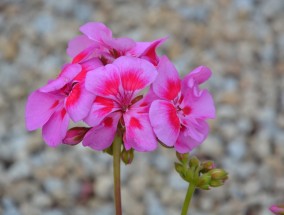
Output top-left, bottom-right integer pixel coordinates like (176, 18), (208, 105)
(67, 22), (165, 66)
(25, 58), (102, 146)
(149, 56), (215, 153)
(83, 56), (158, 152)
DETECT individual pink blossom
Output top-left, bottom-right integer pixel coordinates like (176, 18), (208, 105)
(83, 56), (158, 152)
(149, 56), (215, 153)
(25, 58), (102, 146)
(67, 22), (165, 66)
(270, 205), (284, 215)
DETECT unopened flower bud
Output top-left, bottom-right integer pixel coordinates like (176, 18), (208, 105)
(121, 149), (134, 165)
(189, 156), (200, 169)
(209, 179), (225, 187)
(103, 145), (113, 156)
(198, 184), (210, 190)
(176, 152), (189, 163)
(197, 173), (211, 190)
(209, 169), (228, 181)
(175, 162), (184, 174)
(200, 160), (215, 173)
(63, 127), (90, 145)
(184, 169), (194, 182)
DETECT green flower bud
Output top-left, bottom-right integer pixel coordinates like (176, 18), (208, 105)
(121, 148), (134, 165)
(200, 160), (215, 173)
(176, 152), (189, 163)
(198, 184), (211, 190)
(209, 169), (228, 181)
(209, 180), (225, 187)
(184, 169), (195, 183)
(189, 156), (200, 168)
(197, 173), (211, 190)
(174, 162), (184, 174)
(103, 145), (113, 156)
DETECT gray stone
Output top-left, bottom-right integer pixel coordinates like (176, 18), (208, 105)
(8, 161), (31, 181)
(2, 198), (20, 215)
(94, 204), (114, 215)
(168, 172), (188, 190)
(227, 138), (246, 161)
(42, 210), (64, 215)
(146, 191), (166, 215)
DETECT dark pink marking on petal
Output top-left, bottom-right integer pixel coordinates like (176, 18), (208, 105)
(182, 106), (192, 115)
(165, 80), (181, 100)
(152, 56), (181, 101)
(94, 96), (115, 113)
(129, 117), (142, 129)
(103, 117), (113, 127)
(149, 100), (180, 147)
(50, 100), (59, 110)
(121, 71), (146, 91)
(168, 104), (180, 129)
(66, 83), (81, 107)
(61, 109), (67, 119)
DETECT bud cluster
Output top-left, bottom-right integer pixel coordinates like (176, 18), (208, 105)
(175, 152), (228, 190)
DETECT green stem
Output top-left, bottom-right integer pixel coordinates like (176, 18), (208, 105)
(113, 135), (122, 215)
(181, 183), (196, 215)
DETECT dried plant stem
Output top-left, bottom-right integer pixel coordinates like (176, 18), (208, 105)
(181, 183), (196, 215)
(113, 135), (122, 215)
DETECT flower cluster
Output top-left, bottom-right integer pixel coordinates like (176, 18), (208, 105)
(26, 22), (215, 153)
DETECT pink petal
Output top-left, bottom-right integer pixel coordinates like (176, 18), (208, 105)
(181, 89), (215, 119)
(149, 100), (180, 147)
(185, 66), (212, 85)
(184, 119), (209, 142)
(103, 37), (135, 53)
(73, 58), (103, 83)
(42, 109), (70, 147)
(130, 87), (159, 113)
(83, 112), (121, 150)
(191, 90), (215, 119)
(113, 56), (158, 92)
(137, 37), (167, 65)
(72, 45), (99, 64)
(175, 128), (201, 153)
(152, 56), (181, 100)
(66, 35), (96, 58)
(81, 57), (103, 71)
(65, 83), (96, 122)
(123, 111), (157, 152)
(26, 91), (61, 131)
(85, 64), (120, 98)
(84, 96), (120, 126)
(39, 64), (82, 93)
(79, 22), (112, 43)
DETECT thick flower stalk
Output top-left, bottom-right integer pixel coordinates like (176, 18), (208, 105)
(25, 22), (221, 215)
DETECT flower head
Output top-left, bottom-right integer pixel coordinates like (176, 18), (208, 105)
(83, 56), (158, 152)
(67, 22), (165, 66)
(149, 56), (215, 153)
(25, 58), (102, 146)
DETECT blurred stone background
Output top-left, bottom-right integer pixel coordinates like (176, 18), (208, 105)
(0, 0), (284, 214)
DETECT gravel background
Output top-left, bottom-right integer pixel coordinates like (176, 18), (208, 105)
(0, 0), (284, 214)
